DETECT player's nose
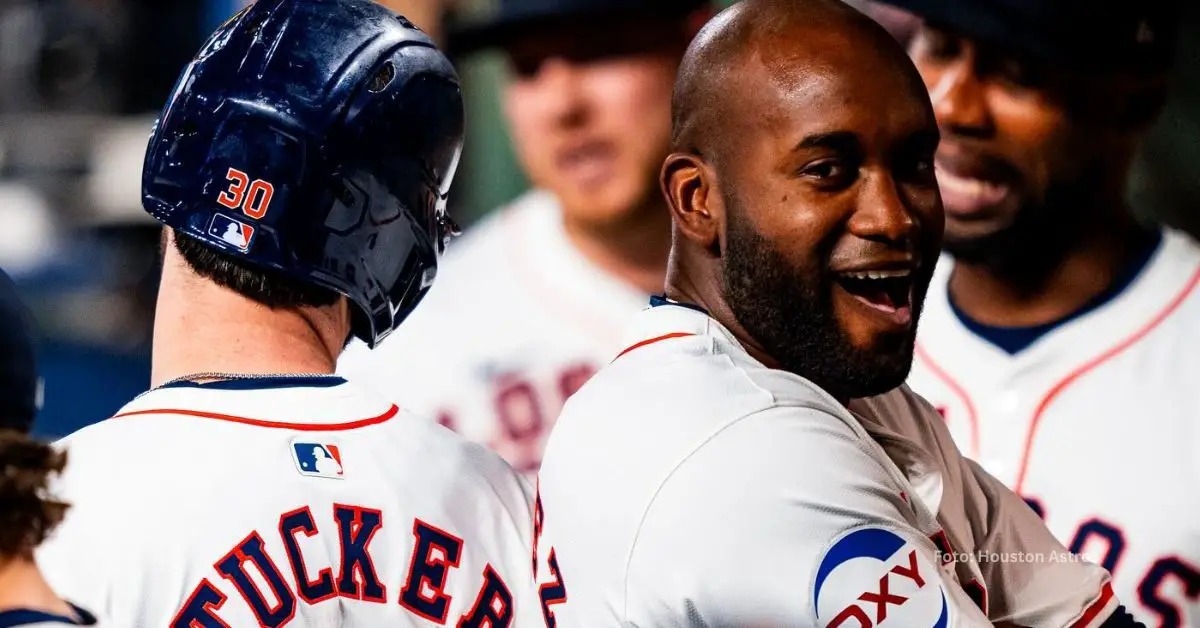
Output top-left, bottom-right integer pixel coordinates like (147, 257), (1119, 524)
(848, 171), (919, 249)
(529, 59), (590, 129)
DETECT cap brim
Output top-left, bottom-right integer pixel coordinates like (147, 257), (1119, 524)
(446, 13), (571, 57)
(874, 0), (1174, 68)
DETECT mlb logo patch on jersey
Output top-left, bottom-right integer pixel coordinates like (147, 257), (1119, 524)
(813, 526), (949, 627)
(208, 213), (256, 253)
(291, 439), (344, 480)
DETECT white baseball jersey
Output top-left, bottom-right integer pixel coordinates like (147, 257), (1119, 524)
(35, 376), (539, 627)
(908, 227), (1200, 627)
(338, 190), (648, 474)
(534, 303), (1121, 627)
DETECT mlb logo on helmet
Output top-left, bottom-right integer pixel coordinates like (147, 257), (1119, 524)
(813, 527), (948, 628)
(208, 213), (256, 253)
(291, 439), (344, 480)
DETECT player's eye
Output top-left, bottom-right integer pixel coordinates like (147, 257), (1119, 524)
(507, 53), (548, 79)
(899, 151), (937, 184)
(990, 57), (1046, 90)
(801, 160), (842, 178)
(799, 159), (857, 190)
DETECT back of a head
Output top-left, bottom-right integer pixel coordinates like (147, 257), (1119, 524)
(0, 429), (66, 560)
(671, 0), (919, 159)
(0, 271), (38, 434)
(143, 0), (466, 348)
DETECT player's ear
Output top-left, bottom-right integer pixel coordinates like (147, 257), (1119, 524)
(661, 152), (722, 257)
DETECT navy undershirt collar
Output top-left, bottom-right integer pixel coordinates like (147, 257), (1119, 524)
(949, 229), (1163, 355)
(158, 375), (347, 391)
(0, 604), (97, 626)
(650, 294), (710, 315)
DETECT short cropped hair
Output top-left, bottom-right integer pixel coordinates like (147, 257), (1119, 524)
(173, 232), (340, 310)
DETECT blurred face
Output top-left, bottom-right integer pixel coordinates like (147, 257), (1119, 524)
(908, 23), (1109, 260)
(503, 19), (686, 227)
(718, 37), (943, 400)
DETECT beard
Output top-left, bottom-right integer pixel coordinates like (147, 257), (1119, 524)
(723, 208), (918, 402)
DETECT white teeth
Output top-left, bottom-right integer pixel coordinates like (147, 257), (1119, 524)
(840, 269), (911, 280)
(935, 168), (1005, 198)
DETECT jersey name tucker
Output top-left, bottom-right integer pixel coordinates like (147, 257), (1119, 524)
(173, 506), (515, 627)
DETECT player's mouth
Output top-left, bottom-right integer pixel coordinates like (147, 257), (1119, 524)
(833, 265), (915, 328)
(935, 147), (1018, 220)
(555, 139), (618, 189)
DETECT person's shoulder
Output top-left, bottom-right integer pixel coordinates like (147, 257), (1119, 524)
(617, 403), (917, 623)
(849, 384), (943, 434)
(1143, 227), (1200, 322)
(851, 383), (934, 416)
(385, 409), (533, 512)
(50, 402), (145, 474)
(553, 307), (849, 444)
(1161, 226), (1200, 263)
(1160, 227), (1200, 293)
(626, 401), (914, 523)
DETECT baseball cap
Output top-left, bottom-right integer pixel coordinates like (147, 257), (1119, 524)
(875, 0), (1182, 70)
(0, 269), (39, 433)
(448, 0), (712, 56)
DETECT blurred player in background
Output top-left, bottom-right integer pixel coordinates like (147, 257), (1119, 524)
(0, 432), (98, 628)
(339, 0), (714, 474)
(863, 0), (1200, 624)
(375, 0), (447, 41)
(0, 270), (100, 627)
(534, 1), (1138, 624)
(842, 0), (920, 45)
(35, 1), (537, 625)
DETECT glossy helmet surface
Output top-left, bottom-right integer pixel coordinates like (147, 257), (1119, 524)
(142, 0), (464, 347)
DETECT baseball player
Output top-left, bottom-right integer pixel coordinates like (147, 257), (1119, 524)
(0, 431), (100, 628)
(861, 1), (1200, 625)
(34, 2), (537, 626)
(338, 0), (714, 474)
(0, 271), (101, 627)
(533, 1), (1143, 625)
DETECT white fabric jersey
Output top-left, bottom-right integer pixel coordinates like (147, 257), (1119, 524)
(36, 377), (539, 627)
(908, 228), (1200, 627)
(338, 191), (648, 474)
(534, 303), (1121, 627)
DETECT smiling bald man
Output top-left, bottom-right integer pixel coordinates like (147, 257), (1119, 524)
(530, 0), (1144, 626)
